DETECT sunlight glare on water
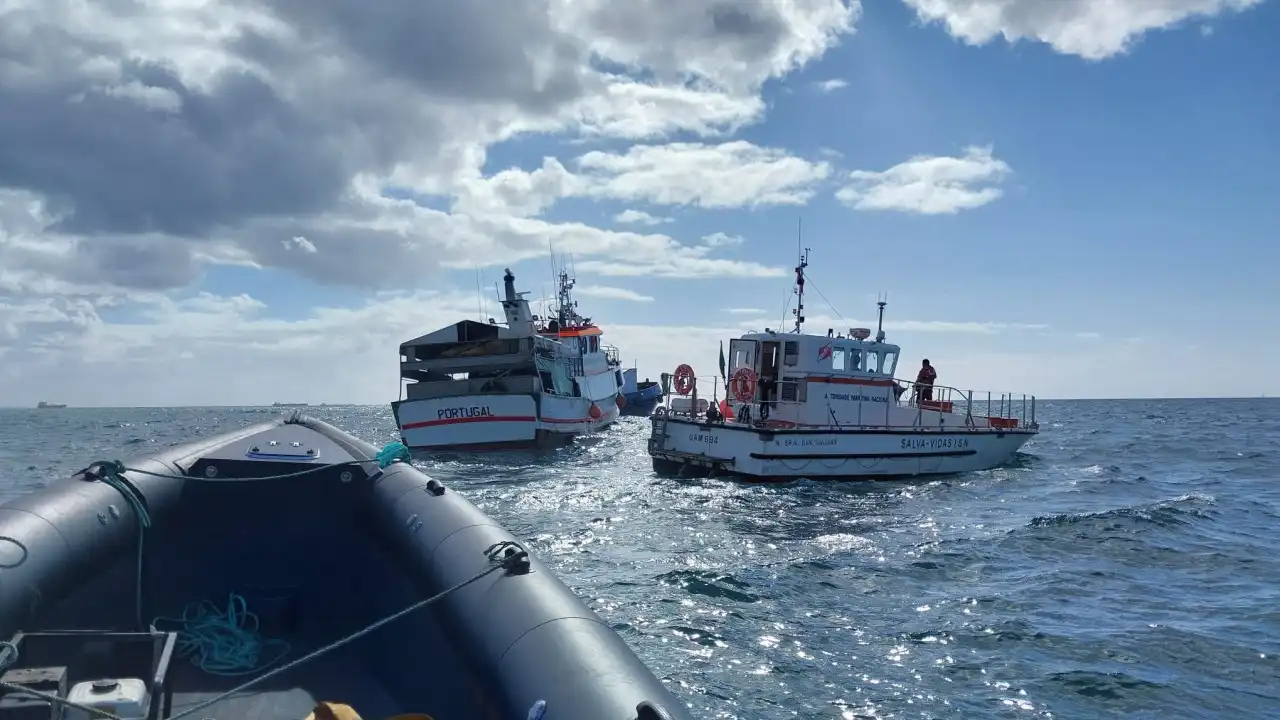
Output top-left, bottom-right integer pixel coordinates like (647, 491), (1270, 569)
(1, 399), (1278, 718)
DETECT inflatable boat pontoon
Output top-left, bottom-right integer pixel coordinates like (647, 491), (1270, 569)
(0, 414), (688, 720)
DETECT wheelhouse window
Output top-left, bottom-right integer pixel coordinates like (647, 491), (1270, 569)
(879, 351), (898, 376)
(848, 348), (863, 371)
(832, 348), (846, 371)
(729, 339), (756, 373)
(783, 341), (799, 366)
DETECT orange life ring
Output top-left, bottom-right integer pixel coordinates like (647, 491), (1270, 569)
(729, 367), (757, 403)
(673, 364), (695, 395)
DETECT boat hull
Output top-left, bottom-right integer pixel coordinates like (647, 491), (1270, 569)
(0, 414), (689, 720)
(393, 393), (621, 452)
(649, 415), (1035, 480)
(620, 382), (663, 416)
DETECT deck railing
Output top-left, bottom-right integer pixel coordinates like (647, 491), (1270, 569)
(601, 344), (622, 367)
(658, 373), (1037, 432)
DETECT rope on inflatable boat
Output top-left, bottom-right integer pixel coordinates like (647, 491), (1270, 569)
(78, 459), (152, 630)
(73, 442), (411, 633)
(0, 541), (532, 720)
(0, 442), (439, 718)
(150, 593), (292, 677)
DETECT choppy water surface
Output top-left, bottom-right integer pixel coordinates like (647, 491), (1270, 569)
(2, 399), (1278, 719)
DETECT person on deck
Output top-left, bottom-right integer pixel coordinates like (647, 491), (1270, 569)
(915, 359), (937, 403)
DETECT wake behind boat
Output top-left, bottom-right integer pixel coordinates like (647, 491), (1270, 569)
(392, 267), (626, 452)
(648, 248), (1039, 481)
(0, 414), (688, 720)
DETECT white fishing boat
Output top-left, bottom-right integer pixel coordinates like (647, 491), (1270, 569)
(648, 249), (1039, 480)
(392, 267), (625, 451)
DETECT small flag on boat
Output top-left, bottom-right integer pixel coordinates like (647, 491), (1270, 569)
(718, 340), (727, 381)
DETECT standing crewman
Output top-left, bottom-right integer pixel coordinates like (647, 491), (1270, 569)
(915, 359), (937, 403)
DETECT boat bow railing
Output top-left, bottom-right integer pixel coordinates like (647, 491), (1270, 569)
(895, 380), (1037, 430)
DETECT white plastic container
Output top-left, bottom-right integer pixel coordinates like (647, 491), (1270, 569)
(64, 678), (150, 720)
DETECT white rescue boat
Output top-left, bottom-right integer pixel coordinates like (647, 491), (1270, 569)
(647, 249), (1039, 480)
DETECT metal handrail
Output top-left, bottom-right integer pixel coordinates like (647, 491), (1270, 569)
(657, 372), (1038, 431)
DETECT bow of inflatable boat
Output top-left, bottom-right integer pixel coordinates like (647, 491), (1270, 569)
(0, 414), (690, 720)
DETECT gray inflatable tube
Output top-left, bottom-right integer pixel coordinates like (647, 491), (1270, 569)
(0, 414), (690, 720)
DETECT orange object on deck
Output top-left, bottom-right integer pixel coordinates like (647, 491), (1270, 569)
(719, 398), (735, 420)
(920, 400), (954, 413)
(988, 417), (1019, 429)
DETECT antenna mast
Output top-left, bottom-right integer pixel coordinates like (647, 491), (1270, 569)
(792, 235), (810, 335)
(876, 293), (888, 342)
(555, 266), (579, 326)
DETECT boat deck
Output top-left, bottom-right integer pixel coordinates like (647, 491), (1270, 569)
(12, 487), (485, 720)
(169, 646), (400, 720)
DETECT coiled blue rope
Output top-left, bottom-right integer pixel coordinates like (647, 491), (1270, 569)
(152, 593), (291, 676)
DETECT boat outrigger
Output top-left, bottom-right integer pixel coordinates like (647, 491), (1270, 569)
(648, 249), (1039, 480)
(393, 267), (626, 452)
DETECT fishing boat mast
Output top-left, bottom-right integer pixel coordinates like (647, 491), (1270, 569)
(791, 246), (809, 334)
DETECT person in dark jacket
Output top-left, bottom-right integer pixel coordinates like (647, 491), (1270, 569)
(915, 359), (937, 403)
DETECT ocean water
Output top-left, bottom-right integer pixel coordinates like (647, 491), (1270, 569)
(1, 399), (1278, 719)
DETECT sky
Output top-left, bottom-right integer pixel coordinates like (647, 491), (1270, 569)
(1, 0), (1278, 407)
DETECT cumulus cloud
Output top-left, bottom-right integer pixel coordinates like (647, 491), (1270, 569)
(283, 237), (318, 253)
(835, 145), (1012, 214)
(701, 232), (746, 248)
(454, 141), (830, 219)
(815, 78), (848, 92)
(560, 142), (831, 209)
(0, 0), (858, 296)
(614, 210), (673, 226)
(901, 0), (1263, 60)
(573, 285), (656, 302)
(728, 311), (1050, 335)
(0, 0), (864, 402)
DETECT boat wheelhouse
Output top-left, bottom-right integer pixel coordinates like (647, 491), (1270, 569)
(648, 249), (1039, 480)
(391, 267), (624, 451)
